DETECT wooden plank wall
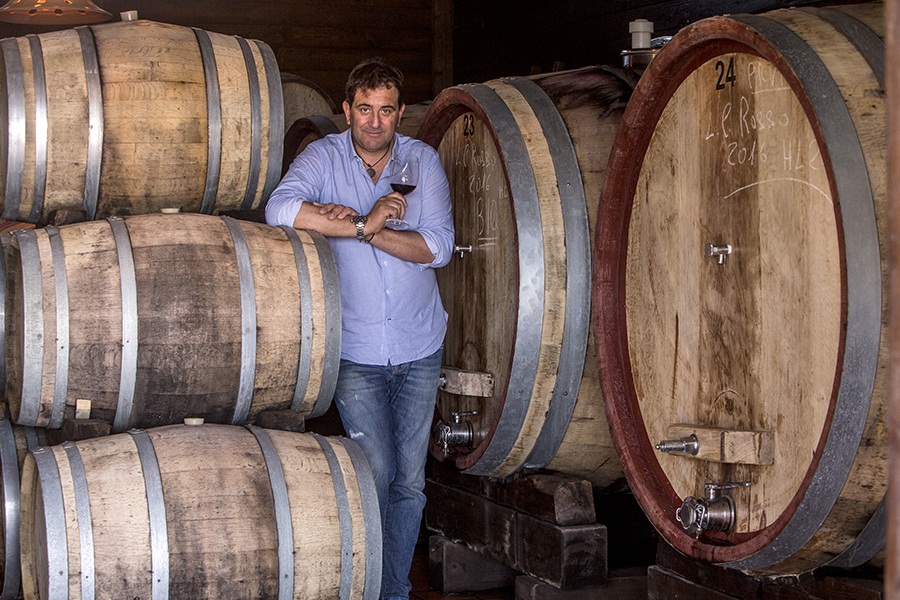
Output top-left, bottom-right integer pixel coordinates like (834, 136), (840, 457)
(0, 0), (451, 106)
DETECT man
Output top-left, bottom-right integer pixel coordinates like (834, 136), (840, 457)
(266, 58), (454, 600)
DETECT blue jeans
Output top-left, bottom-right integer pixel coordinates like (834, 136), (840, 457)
(333, 348), (442, 600)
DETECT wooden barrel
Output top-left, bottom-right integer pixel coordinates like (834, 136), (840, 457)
(418, 67), (633, 488)
(282, 102), (433, 176)
(594, 3), (885, 573)
(0, 18), (284, 224)
(0, 418), (47, 600)
(4, 212), (341, 431)
(19, 423), (380, 599)
(281, 72), (338, 132)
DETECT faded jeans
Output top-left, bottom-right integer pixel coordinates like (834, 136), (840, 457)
(333, 347), (442, 600)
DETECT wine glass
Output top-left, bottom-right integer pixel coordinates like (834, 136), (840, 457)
(386, 156), (419, 230)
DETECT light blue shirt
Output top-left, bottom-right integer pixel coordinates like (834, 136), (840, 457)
(266, 129), (455, 366)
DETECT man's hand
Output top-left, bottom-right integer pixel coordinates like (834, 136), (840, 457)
(366, 192), (408, 231)
(312, 201), (358, 220)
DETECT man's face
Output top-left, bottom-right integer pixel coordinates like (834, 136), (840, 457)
(343, 85), (405, 156)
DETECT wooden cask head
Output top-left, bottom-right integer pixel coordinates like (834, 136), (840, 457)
(594, 4), (886, 573)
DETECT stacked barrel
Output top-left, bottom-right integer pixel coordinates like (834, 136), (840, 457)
(423, 0), (886, 578)
(0, 16), (382, 600)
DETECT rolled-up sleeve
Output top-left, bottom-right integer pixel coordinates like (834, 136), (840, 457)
(265, 145), (327, 227)
(414, 144), (455, 269)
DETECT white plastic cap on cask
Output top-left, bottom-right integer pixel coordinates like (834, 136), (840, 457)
(120, 10), (138, 21)
(629, 19), (653, 49)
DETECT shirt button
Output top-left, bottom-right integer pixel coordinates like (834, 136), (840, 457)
(383, 261), (388, 266)
(386, 289), (392, 295)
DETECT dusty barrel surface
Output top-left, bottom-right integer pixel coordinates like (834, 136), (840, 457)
(19, 423), (381, 600)
(4, 212), (340, 431)
(282, 102), (432, 176)
(0, 18), (284, 224)
(418, 67), (633, 487)
(0, 418), (47, 600)
(281, 72), (338, 132)
(594, 3), (885, 573)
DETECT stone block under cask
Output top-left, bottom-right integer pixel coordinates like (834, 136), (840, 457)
(417, 66), (634, 489)
(3, 212), (340, 431)
(0, 18), (284, 224)
(594, 1), (885, 574)
(18, 423), (380, 600)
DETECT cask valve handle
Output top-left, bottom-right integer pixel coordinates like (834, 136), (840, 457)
(705, 243), (732, 265)
(676, 481), (750, 538)
(433, 411), (477, 455)
(454, 244), (472, 259)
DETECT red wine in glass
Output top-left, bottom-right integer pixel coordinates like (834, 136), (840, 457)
(390, 182), (417, 195)
(386, 156), (419, 229)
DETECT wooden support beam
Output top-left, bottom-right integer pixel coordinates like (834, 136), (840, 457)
(429, 535), (517, 593)
(425, 478), (607, 589)
(497, 472), (596, 526)
(516, 570), (647, 600)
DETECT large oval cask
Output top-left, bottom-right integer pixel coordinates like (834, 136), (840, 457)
(418, 67), (634, 488)
(4, 213), (340, 431)
(594, 2), (885, 573)
(0, 18), (284, 223)
(19, 423), (380, 599)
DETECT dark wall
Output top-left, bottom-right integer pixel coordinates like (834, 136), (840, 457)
(451, 0), (869, 85)
(0, 0), (444, 106)
(0, 1), (877, 103)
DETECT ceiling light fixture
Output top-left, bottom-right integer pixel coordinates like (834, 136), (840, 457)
(0, 0), (114, 25)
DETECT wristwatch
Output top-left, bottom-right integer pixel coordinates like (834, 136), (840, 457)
(350, 214), (368, 243)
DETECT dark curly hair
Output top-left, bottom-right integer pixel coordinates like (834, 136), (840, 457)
(345, 58), (404, 108)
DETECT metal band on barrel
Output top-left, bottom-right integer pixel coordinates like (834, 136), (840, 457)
(192, 28), (222, 215)
(254, 40), (284, 204)
(23, 425), (39, 451)
(313, 435), (353, 600)
(76, 26), (103, 220)
(62, 441), (95, 600)
(726, 14), (882, 571)
(281, 227), (313, 412)
(32, 447), (69, 599)
(337, 437), (382, 600)
(17, 229), (43, 426)
(248, 426), (294, 600)
(1, 39), (25, 220)
(237, 37), (262, 210)
(506, 76), (590, 470)
(109, 218), (138, 433)
(222, 217), (257, 424)
(0, 236), (6, 394)
(27, 34), (48, 224)
(309, 231), (340, 418)
(793, 6), (886, 570)
(129, 430), (169, 600)
(46, 226), (69, 429)
(799, 7), (884, 88)
(457, 83), (543, 476)
(0, 419), (21, 598)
